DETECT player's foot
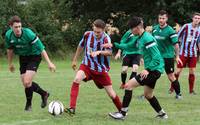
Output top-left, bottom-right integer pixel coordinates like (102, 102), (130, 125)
(41, 92), (50, 108)
(24, 103), (32, 111)
(120, 83), (125, 89)
(108, 112), (125, 120)
(175, 94), (182, 99)
(64, 107), (75, 116)
(190, 90), (197, 95)
(155, 113), (168, 119)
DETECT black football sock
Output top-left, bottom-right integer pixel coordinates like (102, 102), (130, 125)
(129, 72), (137, 79)
(121, 90), (132, 116)
(25, 87), (33, 105)
(32, 81), (46, 96)
(147, 96), (162, 113)
(121, 73), (127, 84)
(172, 79), (181, 95)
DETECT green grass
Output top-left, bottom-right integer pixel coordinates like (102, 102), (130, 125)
(0, 58), (200, 125)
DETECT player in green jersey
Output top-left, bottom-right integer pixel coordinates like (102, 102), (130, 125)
(109, 16), (168, 120)
(5, 16), (56, 111)
(115, 30), (141, 89)
(152, 10), (182, 98)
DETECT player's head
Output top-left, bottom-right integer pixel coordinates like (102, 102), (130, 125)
(158, 10), (168, 27)
(192, 12), (200, 26)
(9, 15), (22, 37)
(92, 19), (106, 39)
(128, 16), (144, 35)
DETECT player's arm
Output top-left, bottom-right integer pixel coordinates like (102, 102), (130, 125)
(5, 32), (15, 72)
(72, 46), (84, 70)
(145, 41), (161, 68)
(41, 50), (56, 72)
(115, 49), (121, 60)
(90, 48), (112, 57)
(7, 49), (15, 72)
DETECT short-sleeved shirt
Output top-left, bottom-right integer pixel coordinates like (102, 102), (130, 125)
(152, 24), (178, 58)
(5, 28), (45, 56)
(178, 23), (200, 57)
(120, 30), (141, 55)
(79, 31), (112, 72)
(137, 31), (164, 73)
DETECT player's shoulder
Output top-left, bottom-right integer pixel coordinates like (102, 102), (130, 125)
(152, 24), (159, 33)
(142, 32), (155, 43)
(22, 28), (34, 34)
(84, 31), (92, 36)
(166, 25), (176, 33)
(5, 28), (13, 38)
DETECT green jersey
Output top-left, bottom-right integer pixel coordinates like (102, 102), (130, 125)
(120, 30), (141, 55)
(138, 31), (164, 73)
(5, 28), (45, 56)
(152, 24), (178, 58)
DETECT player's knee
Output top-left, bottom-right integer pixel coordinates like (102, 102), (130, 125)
(121, 70), (127, 74)
(144, 93), (153, 100)
(73, 77), (82, 83)
(23, 78), (32, 87)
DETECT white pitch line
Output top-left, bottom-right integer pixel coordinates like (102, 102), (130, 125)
(1, 119), (49, 125)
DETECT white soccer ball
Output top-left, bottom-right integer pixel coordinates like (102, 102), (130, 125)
(48, 101), (64, 116)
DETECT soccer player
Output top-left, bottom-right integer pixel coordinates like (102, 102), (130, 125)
(109, 16), (168, 120)
(152, 10), (182, 98)
(171, 12), (200, 94)
(65, 19), (122, 115)
(5, 16), (56, 111)
(114, 30), (141, 89)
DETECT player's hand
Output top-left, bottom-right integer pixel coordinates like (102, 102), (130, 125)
(101, 43), (113, 48)
(72, 61), (77, 71)
(140, 70), (149, 80)
(9, 64), (15, 73)
(115, 52), (121, 60)
(91, 51), (101, 57)
(48, 62), (56, 72)
(175, 56), (183, 66)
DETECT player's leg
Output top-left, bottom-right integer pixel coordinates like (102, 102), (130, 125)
(109, 78), (140, 120)
(165, 58), (181, 98)
(144, 86), (168, 119)
(129, 54), (140, 80)
(188, 57), (197, 94)
(104, 85), (122, 112)
(120, 55), (130, 89)
(143, 71), (168, 119)
(169, 56), (185, 93)
(65, 65), (87, 115)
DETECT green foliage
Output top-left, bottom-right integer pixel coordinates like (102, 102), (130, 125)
(0, 0), (199, 57)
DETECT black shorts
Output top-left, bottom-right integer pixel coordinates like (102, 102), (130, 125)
(19, 55), (42, 74)
(122, 54), (141, 67)
(164, 58), (174, 74)
(135, 70), (161, 89)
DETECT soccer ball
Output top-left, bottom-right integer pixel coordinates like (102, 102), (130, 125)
(48, 101), (64, 116)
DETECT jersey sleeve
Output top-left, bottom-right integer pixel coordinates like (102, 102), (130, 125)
(169, 28), (178, 45)
(78, 31), (90, 48)
(5, 30), (13, 49)
(120, 30), (132, 44)
(177, 24), (186, 40)
(103, 34), (112, 51)
(26, 29), (45, 52)
(144, 40), (162, 70)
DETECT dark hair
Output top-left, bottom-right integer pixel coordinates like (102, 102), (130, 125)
(159, 10), (168, 17)
(192, 12), (200, 17)
(128, 16), (143, 29)
(9, 15), (21, 26)
(93, 19), (106, 29)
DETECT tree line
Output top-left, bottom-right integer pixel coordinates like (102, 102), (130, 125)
(0, 0), (199, 57)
